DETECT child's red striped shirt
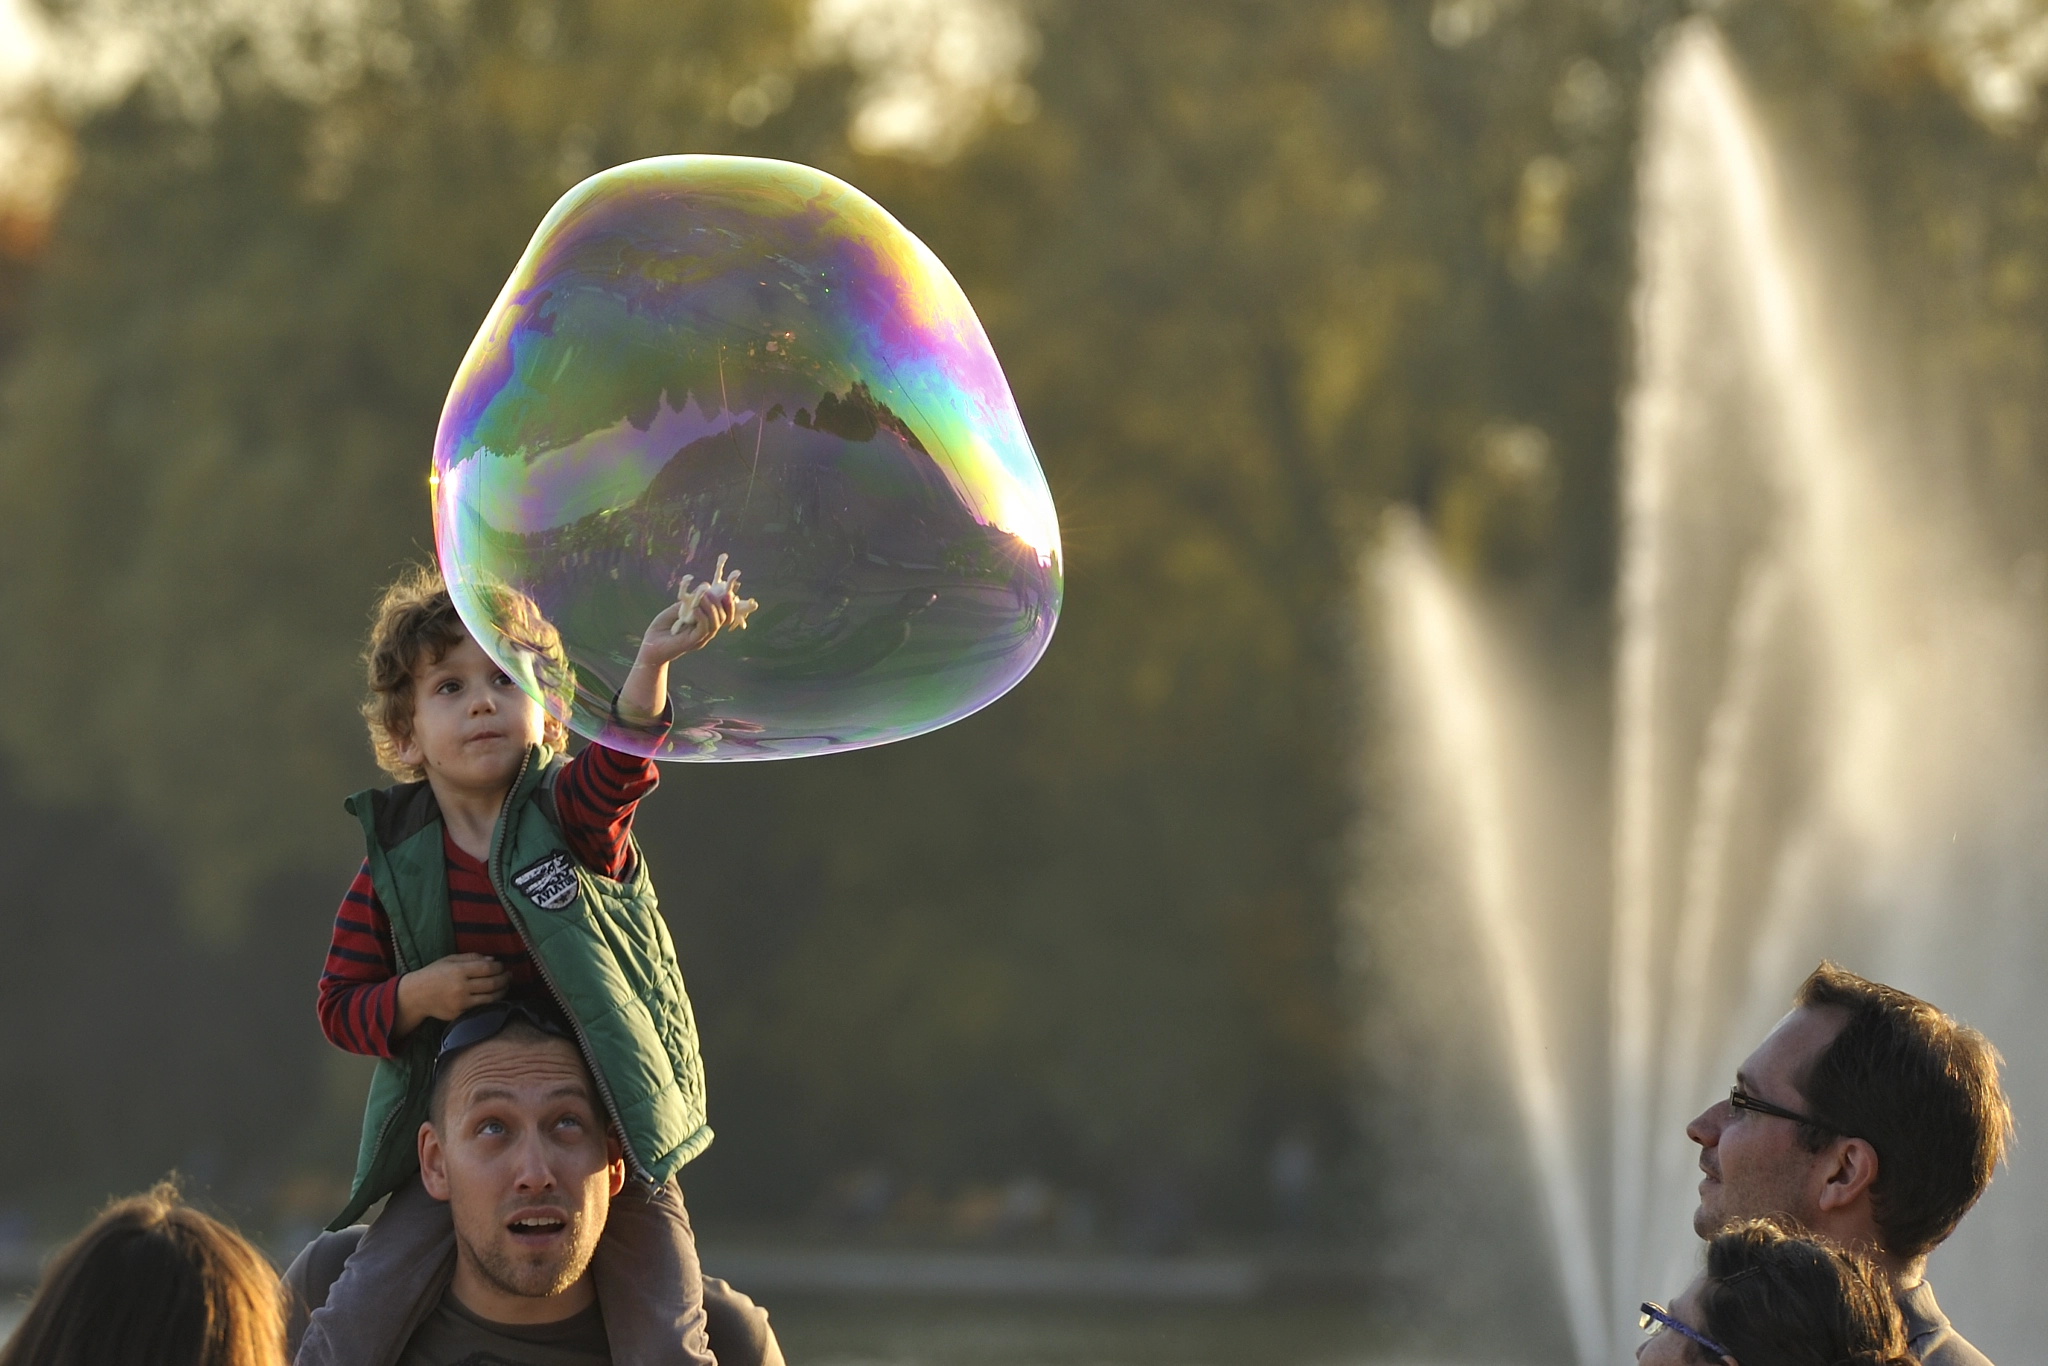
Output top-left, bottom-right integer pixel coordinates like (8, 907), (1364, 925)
(317, 742), (659, 1058)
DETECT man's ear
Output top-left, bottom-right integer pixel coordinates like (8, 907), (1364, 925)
(419, 1121), (453, 1201)
(1814, 1135), (1880, 1214)
(605, 1129), (626, 1198)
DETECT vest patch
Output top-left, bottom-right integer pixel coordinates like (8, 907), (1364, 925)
(511, 852), (578, 911)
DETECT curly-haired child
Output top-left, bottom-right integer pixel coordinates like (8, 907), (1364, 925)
(297, 561), (750, 1366)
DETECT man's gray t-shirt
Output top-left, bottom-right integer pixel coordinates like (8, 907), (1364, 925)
(396, 1296), (610, 1366)
(1899, 1281), (1994, 1366)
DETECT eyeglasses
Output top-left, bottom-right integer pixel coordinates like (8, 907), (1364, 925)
(1641, 1302), (1730, 1359)
(433, 1000), (571, 1079)
(1728, 1084), (1832, 1132)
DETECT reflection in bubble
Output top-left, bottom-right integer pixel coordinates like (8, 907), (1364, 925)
(433, 155), (1062, 760)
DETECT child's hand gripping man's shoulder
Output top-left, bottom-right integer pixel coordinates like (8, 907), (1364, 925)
(302, 563), (754, 1366)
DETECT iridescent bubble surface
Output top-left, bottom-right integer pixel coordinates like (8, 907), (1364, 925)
(433, 156), (1062, 760)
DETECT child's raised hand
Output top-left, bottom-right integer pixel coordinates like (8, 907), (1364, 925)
(619, 553), (760, 724)
(395, 953), (509, 1037)
(639, 554), (760, 663)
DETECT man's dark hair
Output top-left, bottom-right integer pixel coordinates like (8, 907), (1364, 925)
(1793, 961), (2012, 1260)
(426, 1015), (579, 1125)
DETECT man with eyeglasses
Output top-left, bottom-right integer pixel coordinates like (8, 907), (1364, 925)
(1686, 962), (2011, 1366)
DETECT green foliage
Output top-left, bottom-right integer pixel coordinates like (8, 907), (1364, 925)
(1716, 0), (2048, 564)
(2, 0), (2042, 1241)
(0, 0), (813, 929)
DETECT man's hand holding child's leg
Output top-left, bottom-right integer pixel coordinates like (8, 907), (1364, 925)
(394, 953), (509, 1039)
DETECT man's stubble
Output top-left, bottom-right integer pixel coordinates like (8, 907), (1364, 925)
(462, 1203), (607, 1301)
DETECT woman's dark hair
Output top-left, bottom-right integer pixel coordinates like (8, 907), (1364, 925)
(1696, 1219), (1915, 1366)
(0, 1182), (284, 1366)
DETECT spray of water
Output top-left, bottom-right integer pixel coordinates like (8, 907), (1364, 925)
(1650, 557), (1784, 1249)
(1366, 18), (2048, 1359)
(1374, 516), (1609, 1366)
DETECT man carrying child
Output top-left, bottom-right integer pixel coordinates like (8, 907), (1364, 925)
(287, 1002), (783, 1365)
(302, 563), (752, 1365)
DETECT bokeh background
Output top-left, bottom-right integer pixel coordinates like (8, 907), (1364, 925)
(5, 0), (2048, 1361)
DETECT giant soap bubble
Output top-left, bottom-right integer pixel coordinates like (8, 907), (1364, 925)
(433, 156), (1062, 760)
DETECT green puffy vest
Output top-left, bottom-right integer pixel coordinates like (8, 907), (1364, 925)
(329, 744), (711, 1231)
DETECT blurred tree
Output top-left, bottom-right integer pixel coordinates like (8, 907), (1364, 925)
(3, 0), (2045, 1256)
(1714, 0), (2048, 561)
(0, 0), (813, 928)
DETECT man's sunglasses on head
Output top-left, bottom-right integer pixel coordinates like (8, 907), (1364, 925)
(433, 1000), (573, 1081)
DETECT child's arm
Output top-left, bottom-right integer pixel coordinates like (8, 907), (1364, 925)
(318, 862), (404, 1056)
(319, 862), (511, 1054)
(554, 741), (664, 881)
(618, 554), (757, 724)
(393, 956), (510, 1037)
(554, 557), (758, 880)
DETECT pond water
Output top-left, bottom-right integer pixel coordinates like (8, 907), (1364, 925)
(0, 1293), (1437, 1365)
(766, 1294), (1396, 1366)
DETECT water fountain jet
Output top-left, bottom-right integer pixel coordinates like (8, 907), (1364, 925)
(1362, 19), (2048, 1361)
